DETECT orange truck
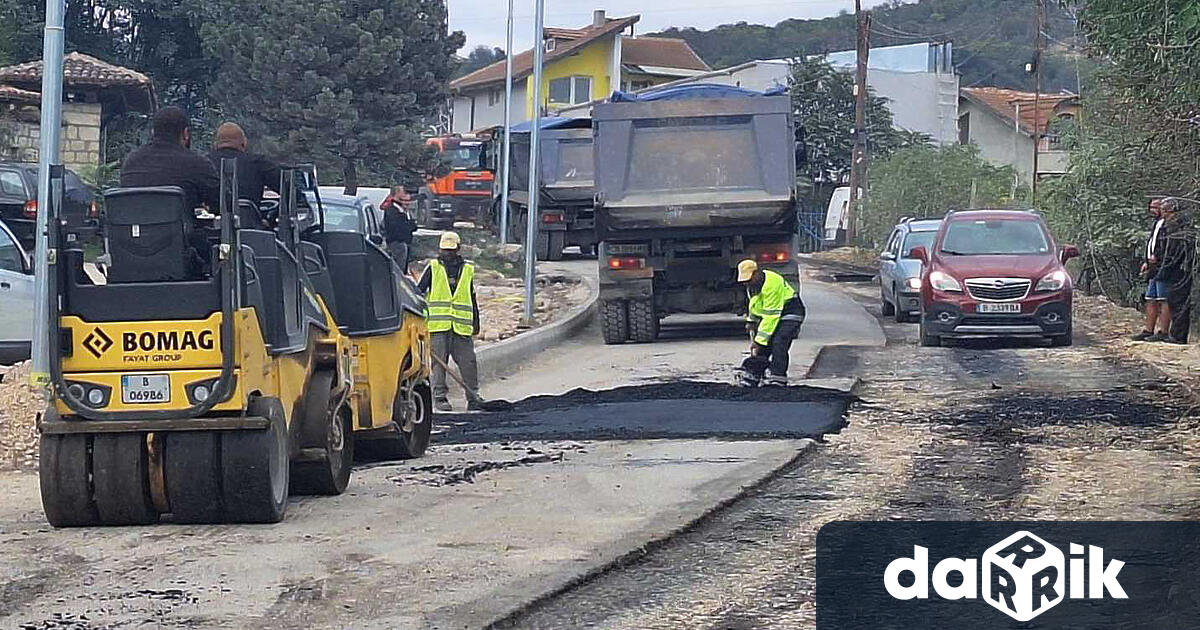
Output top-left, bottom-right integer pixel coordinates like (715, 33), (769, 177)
(415, 135), (495, 228)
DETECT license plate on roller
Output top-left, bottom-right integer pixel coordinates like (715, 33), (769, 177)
(121, 374), (170, 404)
(976, 303), (1022, 314)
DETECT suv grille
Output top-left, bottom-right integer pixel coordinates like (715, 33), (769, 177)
(965, 278), (1031, 301)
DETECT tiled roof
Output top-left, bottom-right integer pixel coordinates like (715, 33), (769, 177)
(621, 37), (709, 72)
(452, 16), (640, 92)
(961, 87), (1077, 135)
(0, 84), (41, 104)
(0, 52), (152, 89)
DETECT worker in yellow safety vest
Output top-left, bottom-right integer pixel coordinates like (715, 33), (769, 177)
(737, 259), (806, 387)
(418, 231), (481, 410)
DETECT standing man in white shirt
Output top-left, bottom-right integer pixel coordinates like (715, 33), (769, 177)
(1133, 198), (1169, 341)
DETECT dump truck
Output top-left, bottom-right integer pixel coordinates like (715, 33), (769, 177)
(417, 135), (494, 228)
(494, 118), (597, 260)
(592, 85), (800, 344)
(38, 162), (433, 527)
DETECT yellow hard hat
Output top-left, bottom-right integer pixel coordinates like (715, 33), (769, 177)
(737, 259), (758, 282)
(439, 231), (461, 250)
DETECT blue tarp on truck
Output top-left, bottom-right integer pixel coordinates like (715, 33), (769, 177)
(609, 83), (788, 103)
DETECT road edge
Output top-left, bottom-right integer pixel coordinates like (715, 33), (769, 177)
(479, 438), (820, 629)
(476, 268), (599, 382)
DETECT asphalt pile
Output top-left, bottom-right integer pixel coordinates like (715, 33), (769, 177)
(0, 361), (41, 471)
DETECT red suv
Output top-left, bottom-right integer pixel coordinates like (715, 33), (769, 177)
(907, 210), (1079, 347)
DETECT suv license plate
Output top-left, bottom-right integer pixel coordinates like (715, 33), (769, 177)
(121, 374), (170, 404)
(977, 303), (1022, 314)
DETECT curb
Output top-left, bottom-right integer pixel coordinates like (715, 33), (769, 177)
(481, 438), (821, 629)
(476, 268), (599, 382)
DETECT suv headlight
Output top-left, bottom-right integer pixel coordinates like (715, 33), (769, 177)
(905, 277), (922, 290)
(1035, 270), (1069, 292)
(929, 270), (961, 292)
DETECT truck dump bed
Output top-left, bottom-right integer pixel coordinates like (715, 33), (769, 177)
(507, 118), (594, 207)
(592, 92), (795, 237)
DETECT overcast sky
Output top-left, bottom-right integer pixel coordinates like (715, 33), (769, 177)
(449, 0), (898, 52)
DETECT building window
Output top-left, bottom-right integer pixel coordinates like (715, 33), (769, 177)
(548, 76), (592, 105)
(488, 89), (501, 107)
(957, 112), (970, 145)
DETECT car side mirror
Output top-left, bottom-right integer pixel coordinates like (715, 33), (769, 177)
(880, 251), (896, 261)
(368, 233), (384, 246)
(905, 246), (929, 264)
(1060, 244), (1080, 263)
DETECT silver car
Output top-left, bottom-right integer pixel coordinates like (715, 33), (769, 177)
(879, 218), (941, 323)
(0, 218), (33, 364)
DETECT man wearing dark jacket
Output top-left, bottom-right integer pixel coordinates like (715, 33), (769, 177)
(381, 185), (417, 270)
(1156, 198), (1194, 344)
(120, 106), (219, 212)
(207, 122), (281, 224)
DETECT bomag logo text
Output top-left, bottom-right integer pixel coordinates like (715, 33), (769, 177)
(122, 330), (215, 353)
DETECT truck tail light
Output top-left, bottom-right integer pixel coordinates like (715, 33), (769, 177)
(607, 257), (644, 270)
(756, 249), (790, 264)
(22, 200), (37, 219)
(541, 212), (564, 224)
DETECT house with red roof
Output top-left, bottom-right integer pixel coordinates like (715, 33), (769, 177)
(448, 11), (709, 133)
(959, 87), (1080, 186)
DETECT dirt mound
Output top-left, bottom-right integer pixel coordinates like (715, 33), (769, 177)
(0, 362), (42, 471)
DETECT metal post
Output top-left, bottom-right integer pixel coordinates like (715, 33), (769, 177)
(846, 0), (871, 245)
(1031, 0), (1045, 205)
(498, 0), (515, 244)
(31, 0), (66, 387)
(522, 0), (545, 325)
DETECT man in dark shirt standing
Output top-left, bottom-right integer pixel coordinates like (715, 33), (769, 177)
(207, 122), (281, 211)
(120, 106), (219, 211)
(381, 185), (417, 271)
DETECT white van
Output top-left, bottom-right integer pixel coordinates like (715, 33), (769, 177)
(824, 186), (862, 245)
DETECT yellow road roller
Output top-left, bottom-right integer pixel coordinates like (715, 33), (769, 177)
(38, 161), (432, 526)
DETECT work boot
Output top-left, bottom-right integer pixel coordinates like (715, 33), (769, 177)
(736, 369), (762, 388)
(764, 373), (788, 387)
(435, 398), (453, 412)
(466, 396), (483, 411)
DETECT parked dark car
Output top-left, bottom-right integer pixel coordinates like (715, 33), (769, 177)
(908, 209), (1079, 347)
(0, 162), (98, 248)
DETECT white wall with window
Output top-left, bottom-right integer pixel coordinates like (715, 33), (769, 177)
(451, 82), (529, 134)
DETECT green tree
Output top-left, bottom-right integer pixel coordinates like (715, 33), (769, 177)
(790, 57), (903, 185)
(862, 144), (1023, 247)
(456, 45), (505, 78)
(204, 0), (465, 193)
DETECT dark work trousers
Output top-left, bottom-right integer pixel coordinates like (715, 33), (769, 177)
(742, 318), (803, 379)
(431, 332), (479, 401)
(387, 240), (410, 272)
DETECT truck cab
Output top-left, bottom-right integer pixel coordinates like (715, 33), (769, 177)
(417, 135), (494, 228)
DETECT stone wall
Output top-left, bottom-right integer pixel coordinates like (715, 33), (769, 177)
(0, 101), (102, 174)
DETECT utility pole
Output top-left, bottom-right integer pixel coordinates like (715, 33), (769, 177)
(31, 0), (66, 388)
(1031, 0), (1045, 205)
(522, 0), (546, 325)
(846, 0), (871, 244)
(498, 0), (514, 244)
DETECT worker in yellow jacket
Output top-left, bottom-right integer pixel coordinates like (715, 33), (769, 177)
(737, 260), (806, 387)
(418, 232), (481, 411)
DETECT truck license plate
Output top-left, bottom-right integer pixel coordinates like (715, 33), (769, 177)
(976, 303), (1022, 314)
(121, 374), (170, 404)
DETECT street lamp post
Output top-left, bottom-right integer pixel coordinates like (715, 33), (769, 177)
(498, 0), (515, 245)
(31, 0), (66, 387)
(522, 0), (546, 325)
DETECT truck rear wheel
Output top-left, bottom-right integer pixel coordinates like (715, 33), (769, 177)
(601, 300), (629, 344)
(92, 433), (159, 526)
(628, 299), (659, 343)
(221, 397), (290, 523)
(39, 433), (101, 528)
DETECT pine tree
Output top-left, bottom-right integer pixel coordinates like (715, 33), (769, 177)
(203, 0), (464, 193)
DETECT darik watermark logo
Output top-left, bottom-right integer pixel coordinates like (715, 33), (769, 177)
(884, 530), (1128, 621)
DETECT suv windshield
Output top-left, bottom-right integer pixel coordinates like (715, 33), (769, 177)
(322, 201), (363, 233)
(941, 219), (1050, 255)
(902, 230), (937, 257)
